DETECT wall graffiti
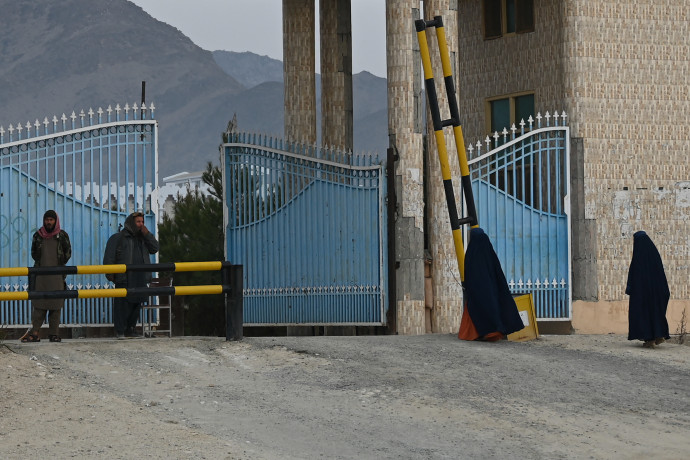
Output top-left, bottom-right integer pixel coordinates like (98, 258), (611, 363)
(0, 214), (28, 251)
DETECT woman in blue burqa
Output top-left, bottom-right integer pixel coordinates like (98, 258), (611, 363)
(458, 227), (524, 341)
(626, 231), (670, 348)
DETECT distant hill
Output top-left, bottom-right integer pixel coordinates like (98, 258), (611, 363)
(213, 50), (388, 151)
(213, 51), (283, 88)
(0, 0), (387, 177)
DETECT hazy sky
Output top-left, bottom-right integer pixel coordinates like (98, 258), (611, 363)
(129, 0), (387, 77)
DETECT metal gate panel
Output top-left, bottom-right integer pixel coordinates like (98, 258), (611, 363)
(465, 114), (571, 319)
(224, 133), (387, 325)
(0, 105), (158, 326)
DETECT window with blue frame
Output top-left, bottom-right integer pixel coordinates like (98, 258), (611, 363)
(483, 0), (534, 40)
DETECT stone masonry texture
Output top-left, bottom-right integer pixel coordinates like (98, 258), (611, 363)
(455, 0), (689, 305)
(283, 0), (317, 144)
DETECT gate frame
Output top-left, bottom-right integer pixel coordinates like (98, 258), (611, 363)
(464, 115), (572, 320)
(0, 103), (159, 327)
(222, 134), (388, 326)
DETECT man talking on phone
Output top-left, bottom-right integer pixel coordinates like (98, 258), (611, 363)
(103, 212), (159, 339)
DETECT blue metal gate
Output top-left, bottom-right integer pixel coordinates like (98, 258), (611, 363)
(0, 103), (158, 326)
(223, 133), (387, 325)
(464, 112), (571, 319)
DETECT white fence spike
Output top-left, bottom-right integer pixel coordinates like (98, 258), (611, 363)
(0, 102), (156, 143)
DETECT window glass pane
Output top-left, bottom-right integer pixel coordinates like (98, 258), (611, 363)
(506, 0), (516, 34)
(516, 0), (535, 33)
(514, 94), (535, 123)
(483, 0), (503, 39)
(490, 99), (511, 132)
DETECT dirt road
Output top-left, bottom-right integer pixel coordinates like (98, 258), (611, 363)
(2, 334), (689, 459)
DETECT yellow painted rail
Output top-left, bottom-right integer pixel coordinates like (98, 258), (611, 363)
(0, 261), (244, 340)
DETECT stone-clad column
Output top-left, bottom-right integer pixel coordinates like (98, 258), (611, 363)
(320, 0), (353, 151)
(387, 0), (426, 334)
(423, 0), (463, 333)
(283, 0), (317, 144)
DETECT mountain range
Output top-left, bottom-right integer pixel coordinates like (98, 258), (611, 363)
(0, 0), (388, 177)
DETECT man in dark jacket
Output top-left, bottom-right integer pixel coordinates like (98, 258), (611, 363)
(103, 212), (159, 338)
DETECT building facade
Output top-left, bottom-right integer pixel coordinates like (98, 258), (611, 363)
(281, 0), (688, 334)
(454, 0), (689, 333)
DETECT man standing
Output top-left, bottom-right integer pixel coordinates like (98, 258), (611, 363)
(21, 210), (71, 343)
(103, 212), (159, 339)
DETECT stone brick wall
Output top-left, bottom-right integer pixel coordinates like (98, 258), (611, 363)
(456, 1), (566, 139)
(320, 0), (353, 151)
(283, 0), (317, 144)
(455, 0), (690, 313)
(562, 0), (690, 302)
(424, 0), (465, 333)
(386, 0), (427, 335)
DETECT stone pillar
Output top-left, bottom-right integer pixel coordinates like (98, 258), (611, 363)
(387, 0), (426, 335)
(423, 0), (463, 333)
(283, 0), (317, 144)
(320, 0), (353, 151)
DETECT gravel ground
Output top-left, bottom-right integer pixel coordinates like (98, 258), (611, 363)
(1, 333), (689, 459)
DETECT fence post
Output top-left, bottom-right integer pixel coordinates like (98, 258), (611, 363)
(386, 146), (397, 333)
(225, 264), (243, 341)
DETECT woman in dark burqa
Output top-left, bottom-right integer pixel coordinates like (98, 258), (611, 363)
(626, 231), (670, 348)
(458, 227), (524, 341)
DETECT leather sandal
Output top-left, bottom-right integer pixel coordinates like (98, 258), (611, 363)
(49, 335), (62, 343)
(21, 333), (40, 343)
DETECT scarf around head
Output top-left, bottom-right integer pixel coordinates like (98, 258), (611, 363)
(38, 210), (61, 239)
(123, 212), (141, 235)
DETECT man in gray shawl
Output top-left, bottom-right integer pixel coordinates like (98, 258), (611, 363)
(21, 210), (71, 343)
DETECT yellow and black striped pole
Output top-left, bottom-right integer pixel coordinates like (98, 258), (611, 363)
(432, 18), (478, 230)
(0, 261), (244, 340)
(415, 16), (478, 282)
